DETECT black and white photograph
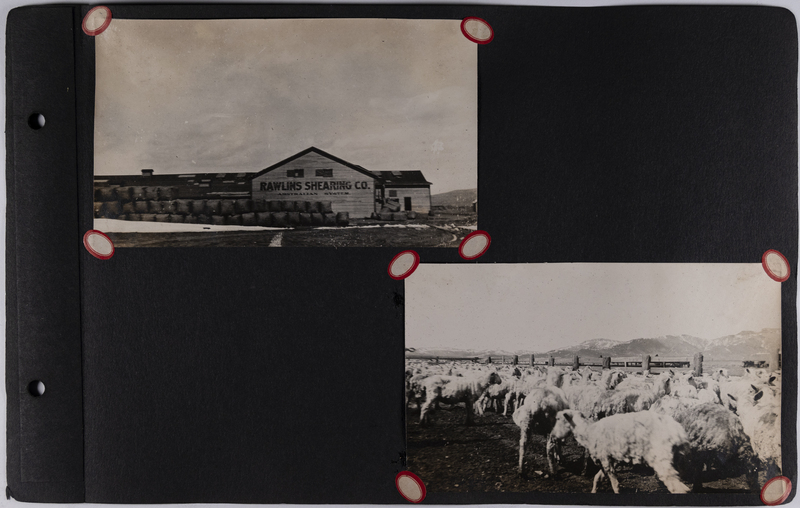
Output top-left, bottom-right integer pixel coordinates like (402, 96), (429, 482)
(405, 263), (782, 494)
(92, 18), (477, 247)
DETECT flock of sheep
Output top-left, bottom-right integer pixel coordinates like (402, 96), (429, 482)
(405, 361), (781, 493)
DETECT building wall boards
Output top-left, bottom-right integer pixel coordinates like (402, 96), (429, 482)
(251, 151), (377, 218)
(384, 187), (431, 214)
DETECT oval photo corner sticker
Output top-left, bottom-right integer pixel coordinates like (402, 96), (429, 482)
(396, 471), (426, 503)
(83, 230), (115, 260)
(761, 476), (792, 505)
(762, 249), (790, 282)
(461, 17), (494, 44)
(388, 251), (420, 280)
(82, 6), (112, 36)
(459, 230), (491, 260)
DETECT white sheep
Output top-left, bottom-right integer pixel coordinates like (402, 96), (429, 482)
(671, 383), (698, 399)
(419, 371), (502, 425)
(716, 375), (782, 476)
(594, 374), (672, 416)
(476, 380), (510, 415)
(599, 369), (627, 389)
(504, 367), (562, 415)
(405, 373), (430, 411)
(550, 409), (691, 494)
(512, 381), (569, 476)
(737, 389), (781, 477)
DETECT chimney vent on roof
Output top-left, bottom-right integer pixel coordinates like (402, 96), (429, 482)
(141, 169), (154, 176)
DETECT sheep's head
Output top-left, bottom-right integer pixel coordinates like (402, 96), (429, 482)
(608, 370), (626, 389)
(488, 372), (502, 385)
(546, 369), (565, 388)
(551, 410), (580, 441)
(657, 375), (672, 397)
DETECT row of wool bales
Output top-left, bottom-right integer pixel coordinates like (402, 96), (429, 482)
(93, 197), (337, 216)
(95, 186), (179, 203)
(95, 211), (350, 227)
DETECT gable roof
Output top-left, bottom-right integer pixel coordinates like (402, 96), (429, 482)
(371, 170), (432, 187)
(252, 147), (380, 180)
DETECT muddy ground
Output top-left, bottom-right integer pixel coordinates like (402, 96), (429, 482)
(407, 403), (762, 494)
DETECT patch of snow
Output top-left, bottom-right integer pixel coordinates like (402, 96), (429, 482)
(94, 219), (288, 232)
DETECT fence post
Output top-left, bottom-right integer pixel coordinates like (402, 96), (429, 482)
(770, 348), (780, 371)
(602, 357), (611, 370)
(530, 353), (535, 366)
(693, 353), (703, 377)
(487, 356), (492, 364)
(549, 356), (555, 367)
(642, 354), (651, 374)
(513, 355), (519, 366)
(572, 355), (580, 371)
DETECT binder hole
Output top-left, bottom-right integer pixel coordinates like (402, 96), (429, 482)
(27, 113), (45, 130)
(27, 380), (45, 397)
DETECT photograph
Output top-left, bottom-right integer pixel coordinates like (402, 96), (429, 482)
(92, 18), (477, 247)
(405, 263), (782, 494)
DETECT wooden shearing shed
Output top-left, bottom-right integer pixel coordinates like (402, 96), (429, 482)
(251, 147), (431, 218)
(93, 147), (433, 221)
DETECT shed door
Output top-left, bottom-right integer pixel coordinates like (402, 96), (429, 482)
(404, 197), (412, 211)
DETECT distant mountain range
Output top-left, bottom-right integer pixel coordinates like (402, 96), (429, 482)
(407, 328), (780, 361)
(430, 188), (477, 208)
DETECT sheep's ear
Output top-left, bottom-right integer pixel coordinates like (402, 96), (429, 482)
(750, 384), (759, 393)
(754, 390), (764, 402)
(563, 412), (574, 425)
(769, 376), (777, 385)
(745, 368), (751, 374)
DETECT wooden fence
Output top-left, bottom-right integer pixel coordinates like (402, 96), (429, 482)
(409, 348), (782, 377)
(520, 353), (701, 376)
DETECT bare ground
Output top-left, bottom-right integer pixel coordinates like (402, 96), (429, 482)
(406, 404), (762, 494)
(106, 213), (476, 248)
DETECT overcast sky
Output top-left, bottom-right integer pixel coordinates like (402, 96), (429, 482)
(405, 264), (781, 351)
(94, 19), (477, 194)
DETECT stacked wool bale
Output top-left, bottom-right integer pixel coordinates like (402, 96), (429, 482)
(93, 188), (349, 227)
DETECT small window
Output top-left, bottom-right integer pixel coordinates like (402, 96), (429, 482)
(389, 190), (398, 197)
(287, 169), (304, 178)
(315, 168), (333, 177)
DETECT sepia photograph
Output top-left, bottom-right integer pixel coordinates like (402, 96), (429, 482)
(92, 18), (477, 247)
(405, 263), (782, 494)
